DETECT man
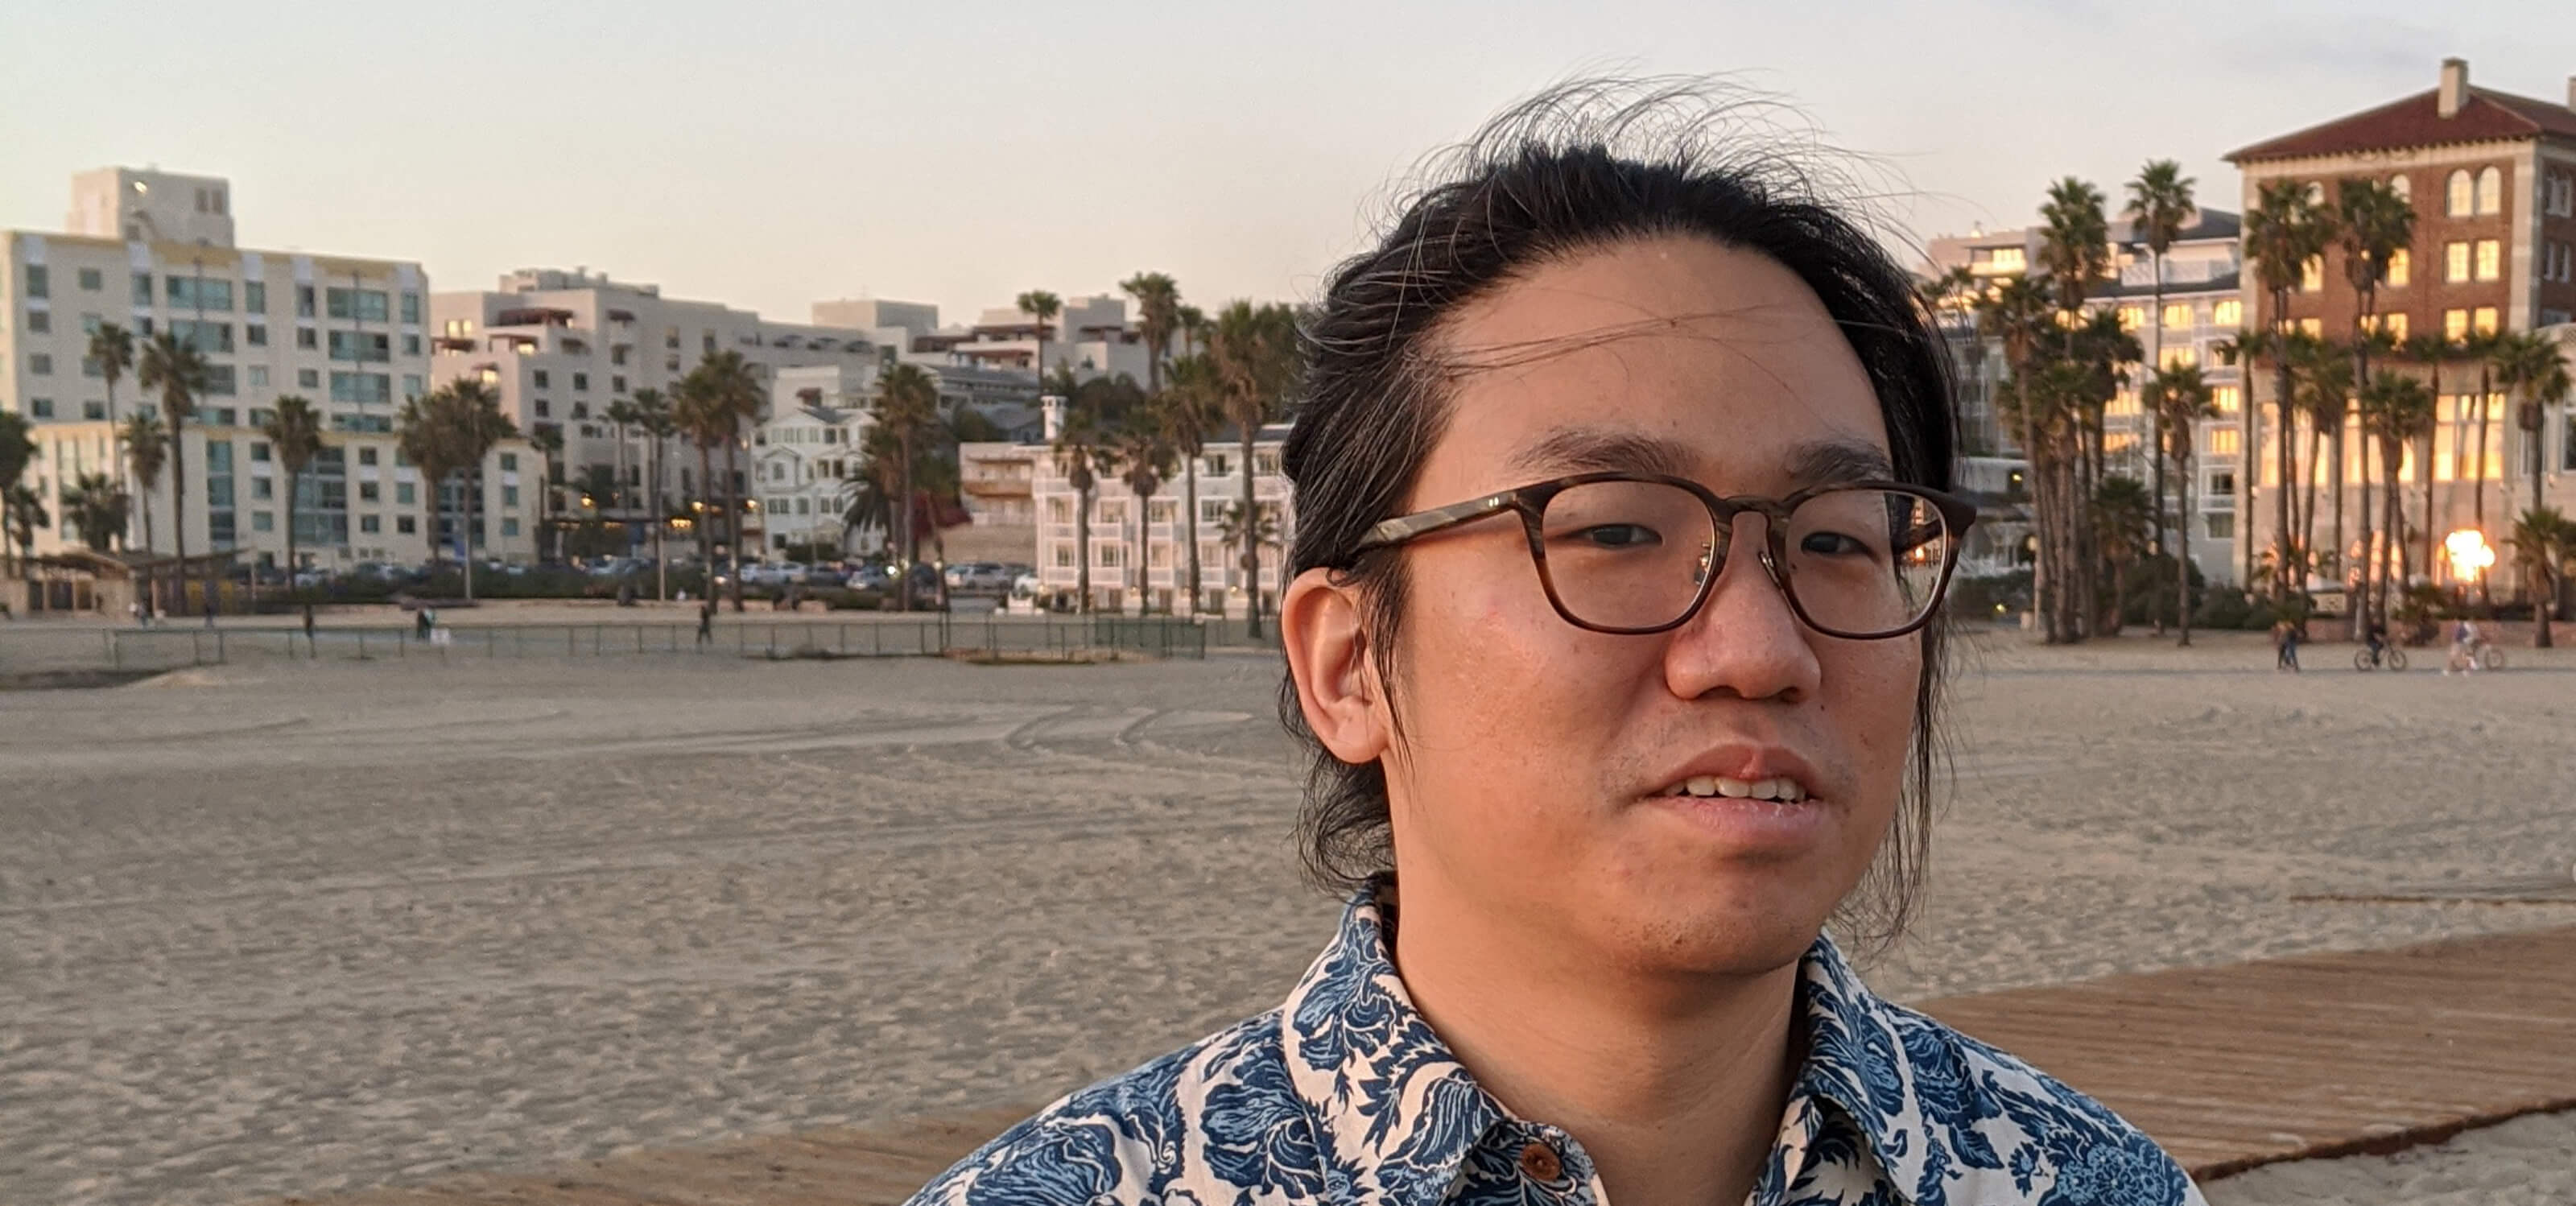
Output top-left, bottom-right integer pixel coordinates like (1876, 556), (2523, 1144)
(911, 81), (2198, 1206)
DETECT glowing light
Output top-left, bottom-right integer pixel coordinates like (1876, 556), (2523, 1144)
(2444, 529), (2496, 581)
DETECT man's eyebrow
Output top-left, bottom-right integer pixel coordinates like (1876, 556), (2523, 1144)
(1505, 427), (1696, 478)
(1504, 429), (1896, 489)
(1785, 439), (1896, 486)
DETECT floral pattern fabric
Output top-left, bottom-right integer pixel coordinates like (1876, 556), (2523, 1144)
(908, 882), (2205, 1206)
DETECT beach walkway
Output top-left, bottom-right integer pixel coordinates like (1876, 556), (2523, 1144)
(279, 924), (2576, 1204)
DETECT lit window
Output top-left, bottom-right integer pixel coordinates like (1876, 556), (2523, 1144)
(2446, 170), (2474, 217)
(2116, 305), (2144, 331)
(1986, 247), (2025, 273)
(2380, 312), (2409, 341)
(2208, 428), (2241, 456)
(2475, 239), (2500, 282)
(2446, 242), (2471, 283)
(2161, 303), (2193, 330)
(2297, 318), (2322, 338)
(2475, 167), (2502, 215)
(2473, 307), (2499, 335)
(2444, 309), (2470, 341)
(2212, 299), (2243, 327)
(2211, 385), (2241, 414)
(2160, 346), (2198, 370)
(2385, 250), (2410, 287)
(2299, 257), (2323, 292)
(2388, 174), (2411, 203)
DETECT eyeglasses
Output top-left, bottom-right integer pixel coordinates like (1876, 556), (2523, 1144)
(1353, 473), (1977, 638)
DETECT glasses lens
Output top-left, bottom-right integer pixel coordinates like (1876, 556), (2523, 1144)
(1535, 481), (1721, 630)
(1782, 488), (1955, 635)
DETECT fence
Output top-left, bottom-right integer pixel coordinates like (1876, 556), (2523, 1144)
(0, 614), (1212, 675)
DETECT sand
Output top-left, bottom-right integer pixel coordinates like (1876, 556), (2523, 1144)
(2, 626), (2572, 1204)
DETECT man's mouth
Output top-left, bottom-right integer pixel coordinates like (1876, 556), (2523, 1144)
(1659, 774), (1810, 803)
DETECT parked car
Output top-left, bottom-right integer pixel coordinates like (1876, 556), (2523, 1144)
(944, 561), (1011, 593)
(847, 564), (894, 592)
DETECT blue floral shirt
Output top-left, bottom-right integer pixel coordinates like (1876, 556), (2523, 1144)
(909, 884), (2204, 1206)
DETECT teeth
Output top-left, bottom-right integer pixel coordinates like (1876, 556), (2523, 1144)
(1671, 775), (1808, 802)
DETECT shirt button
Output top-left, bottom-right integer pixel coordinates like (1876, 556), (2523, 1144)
(1518, 1141), (1563, 1182)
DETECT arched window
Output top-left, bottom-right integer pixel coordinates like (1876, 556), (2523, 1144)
(2447, 169), (2475, 217)
(2305, 181), (2326, 206)
(2476, 167), (2503, 215)
(2388, 174), (2412, 204)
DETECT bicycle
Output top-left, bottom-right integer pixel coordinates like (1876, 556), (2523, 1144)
(2353, 643), (2406, 671)
(2444, 639), (2506, 675)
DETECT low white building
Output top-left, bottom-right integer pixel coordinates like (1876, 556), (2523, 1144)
(1030, 410), (1294, 615)
(750, 366), (872, 556)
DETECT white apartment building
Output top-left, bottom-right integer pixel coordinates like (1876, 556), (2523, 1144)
(430, 269), (890, 559)
(917, 294), (1153, 383)
(1030, 406), (1294, 615)
(956, 441), (1041, 566)
(3, 168), (535, 569)
(752, 365), (871, 555)
(1923, 209), (2249, 587)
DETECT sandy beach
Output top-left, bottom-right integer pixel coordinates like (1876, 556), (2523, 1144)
(2, 626), (2571, 1204)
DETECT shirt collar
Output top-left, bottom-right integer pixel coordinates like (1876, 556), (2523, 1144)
(1274, 878), (1944, 1206)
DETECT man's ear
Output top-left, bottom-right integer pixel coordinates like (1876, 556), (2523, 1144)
(1282, 565), (1389, 766)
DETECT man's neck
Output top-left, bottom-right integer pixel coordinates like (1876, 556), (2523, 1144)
(1387, 873), (1803, 1206)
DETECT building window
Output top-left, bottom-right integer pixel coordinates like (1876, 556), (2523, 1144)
(298, 368), (320, 388)
(29, 353), (52, 375)
(396, 481), (415, 505)
(2159, 346), (2198, 370)
(244, 282), (266, 312)
(1053, 544), (1075, 568)
(2446, 170), (2474, 217)
(2444, 308), (2470, 341)
(397, 515), (416, 535)
(2446, 242), (2471, 283)
(2384, 250), (2409, 287)
(251, 477), (274, 500)
(23, 265), (47, 298)
(2211, 385), (2241, 414)
(572, 372), (589, 391)
(570, 402), (588, 419)
(25, 310), (48, 334)
(2210, 470), (2236, 497)
(325, 287), (390, 322)
(1098, 544), (1123, 568)
(76, 267), (102, 291)
(612, 374), (626, 394)
(165, 277), (234, 311)
(402, 333), (420, 356)
(1201, 498), (1226, 523)
(251, 511), (275, 533)
(2297, 318), (2322, 338)
(402, 374), (422, 398)
(296, 285), (316, 318)
(297, 327), (318, 349)
(2207, 427), (2240, 456)
(400, 291), (420, 324)
(250, 440), (272, 463)
(2376, 312), (2409, 341)
(2205, 513), (2234, 540)
(502, 518), (519, 538)
(2388, 174), (2412, 204)
(502, 485), (519, 508)
(534, 399), (551, 418)
(2211, 299), (2242, 328)
(246, 323), (267, 346)
(2473, 306), (2499, 335)
(359, 447), (378, 465)
(130, 272), (152, 305)
(82, 400), (105, 420)
(2475, 167), (2502, 215)
(499, 452), (517, 472)
(28, 398), (53, 418)
(2475, 239), (2501, 282)
(2116, 305), (2145, 331)
(532, 369), (550, 389)
(2299, 257), (2323, 292)
(359, 481), (380, 502)
(361, 514), (382, 534)
(2161, 303), (2193, 330)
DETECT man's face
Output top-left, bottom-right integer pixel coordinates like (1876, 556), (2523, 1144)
(1379, 234), (1921, 977)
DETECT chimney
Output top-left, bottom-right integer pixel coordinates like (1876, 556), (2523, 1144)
(1041, 394), (1066, 440)
(2566, 74), (2574, 111)
(2438, 58), (2469, 118)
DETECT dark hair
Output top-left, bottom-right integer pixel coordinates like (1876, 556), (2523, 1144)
(1278, 79), (1958, 948)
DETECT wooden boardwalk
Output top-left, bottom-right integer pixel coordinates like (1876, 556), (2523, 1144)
(282, 925), (2576, 1204)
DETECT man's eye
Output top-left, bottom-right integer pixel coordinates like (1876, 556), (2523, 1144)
(1575, 523), (1661, 549)
(1799, 531), (1872, 557)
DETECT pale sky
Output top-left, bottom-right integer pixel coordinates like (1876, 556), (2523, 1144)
(4, 2), (2569, 324)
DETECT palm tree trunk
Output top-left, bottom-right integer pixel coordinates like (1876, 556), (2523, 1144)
(651, 440), (667, 601)
(284, 469), (299, 586)
(463, 466), (480, 603)
(894, 435), (914, 612)
(2275, 347), (2297, 599)
(1241, 427), (1261, 638)
(2301, 420), (2324, 594)
(2176, 452), (2195, 646)
(696, 444), (716, 594)
(2357, 440), (2376, 632)
(2473, 372), (2494, 605)
(724, 440), (743, 612)
(1183, 455), (1202, 617)
(2380, 438), (2402, 625)
(1075, 486), (1092, 613)
(170, 419), (190, 615)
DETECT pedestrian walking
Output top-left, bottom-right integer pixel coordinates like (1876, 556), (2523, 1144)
(2274, 620), (2301, 672)
(696, 597), (715, 646)
(302, 602), (317, 653)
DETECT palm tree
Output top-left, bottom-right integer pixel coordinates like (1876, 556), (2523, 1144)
(2493, 331), (2568, 533)
(1051, 399), (1109, 613)
(1209, 300), (1302, 637)
(2359, 371), (2435, 626)
(630, 388), (675, 598)
(258, 396), (324, 580)
(1216, 500), (1282, 603)
(2091, 474), (2156, 634)
(2, 483), (44, 580)
(1978, 274), (2063, 635)
(60, 473), (130, 553)
(448, 380), (517, 600)
(2287, 333), (2351, 597)
(869, 362), (942, 609)
(137, 330), (208, 613)
(687, 350), (766, 610)
(121, 411), (166, 612)
(2242, 180), (2335, 599)
(671, 370), (724, 594)
(398, 387), (464, 572)
(2126, 161), (2195, 557)
(1111, 407), (1175, 612)
(2508, 506), (2574, 647)
(529, 424), (565, 566)
(1161, 352), (1222, 614)
(2146, 365), (2218, 644)
(2402, 332), (2459, 589)
(2038, 178), (2115, 634)
(88, 322), (136, 546)
(603, 398), (641, 522)
(1016, 290), (1062, 381)
(1121, 273), (1181, 396)
(0, 413), (35, 580)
